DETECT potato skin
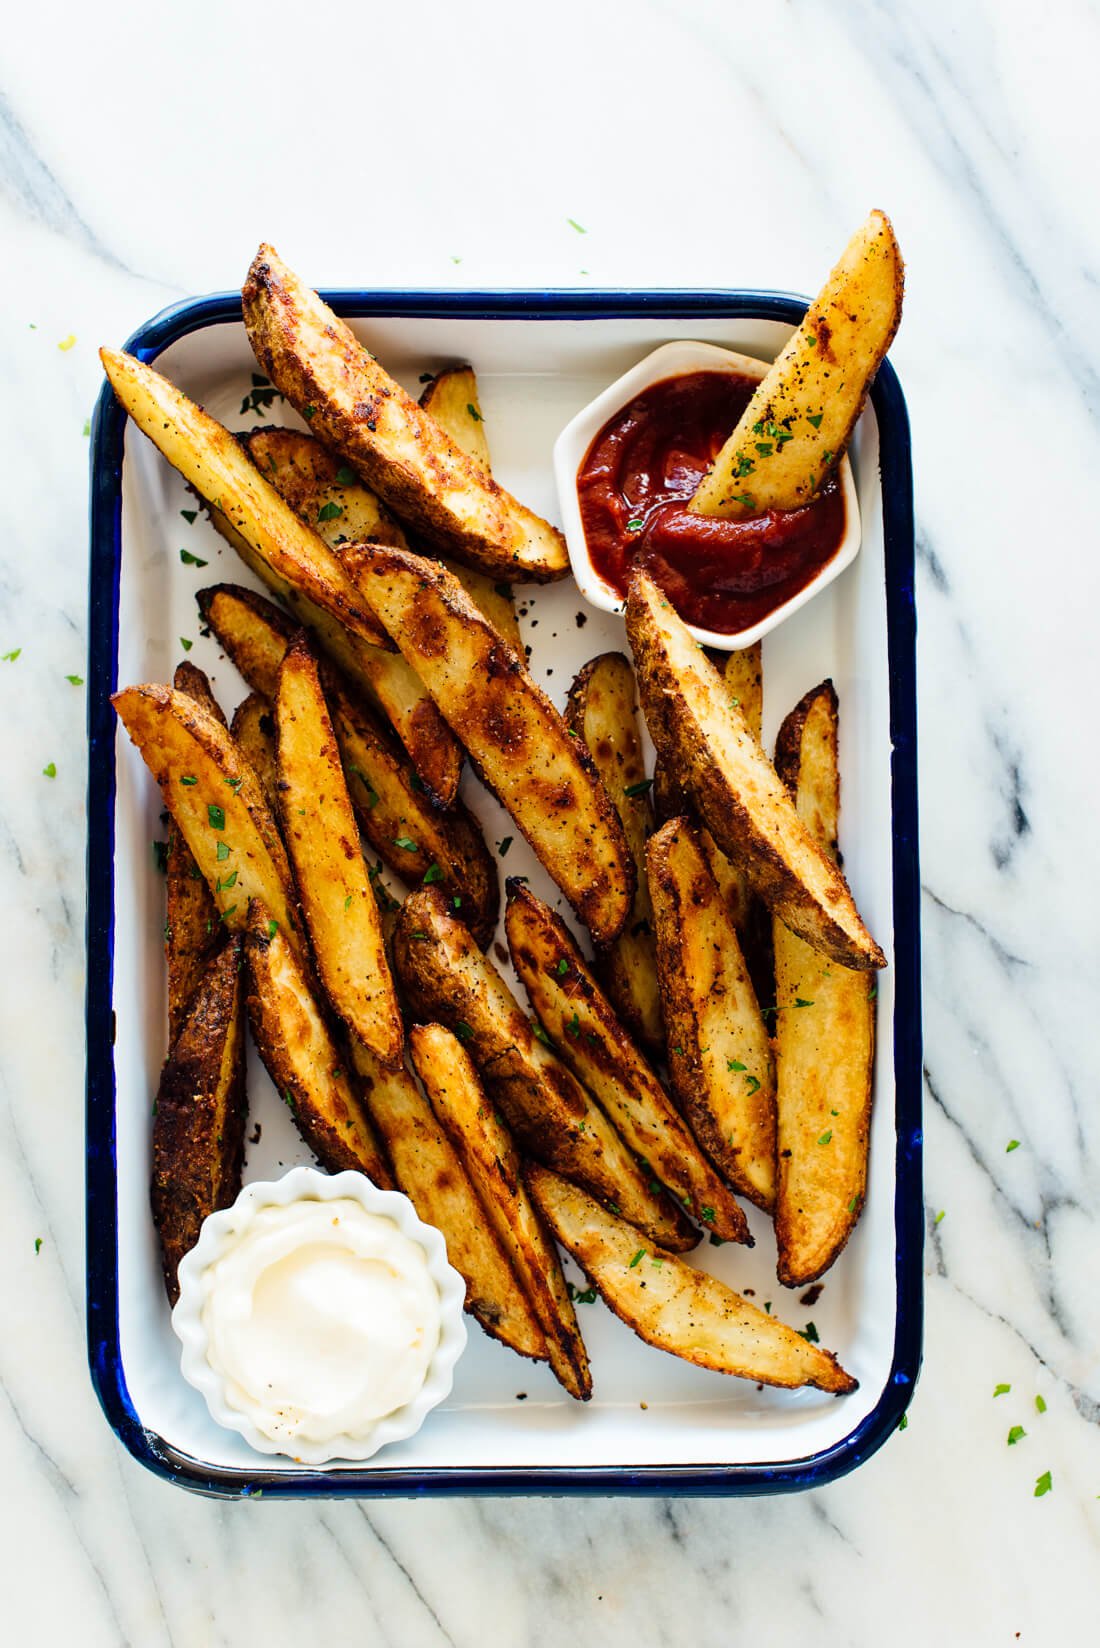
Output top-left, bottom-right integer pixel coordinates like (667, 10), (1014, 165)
(392, 889), (696, 1251)
(343, 545), (635, 946)
(243, 244), (568, 582)
(152, 940), (246, 1304)
(164, 662), (226, 1040)
(626, 570), (884, 970)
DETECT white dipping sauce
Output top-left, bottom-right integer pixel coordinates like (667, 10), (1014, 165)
(200, 1199), (441, 1448)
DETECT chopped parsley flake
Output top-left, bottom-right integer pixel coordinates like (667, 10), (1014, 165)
(466, 403), (483, 422)
(556, 958), (569, 976)
(794, 998), (814, 1009)
(799, 1321), (820, 1343)
(567, 218), (587, 234)
(623, 779), (653, 798)
(567, 1012), (580, 1037)
(179, 775), (197, 786)
(66, 673), (84, 684)
(898, 1413), (908, 1431)
(335, 466), (357, 486)
(178, 636), (193, 652)
(934, 1209), (946, 1226)
(34, 1237), (43, 1254)
(629, 1249), (646, 1268)
(727, 1059), (746, 1072)
(1035, 1394), (1047, 1414)
(394, 835), (418, 852)
(344, 893), (353, 910)
(701, 1206), (716, 1224)
(267, 920), (278, 938)
(745, 1074), (761, 1095)
(1034, 1470), (1053, 1497)
(216, 840), (230, 862)
(455, 1021), (474, 1042)
(993, 1383), (1011, 1397)
(532, 1021), (552, 1046)
(42, 762), (56, 778)
(626, 519), (645, 533)
(181, 508), (198, 523)
(318, 501), (343, 522)
(180, 549), (208, 567)
(207, 803), (225, 830)
(422, 863), (444, 885)
(567, 1282), (597, 1304)
(497, 836), (513, 857)
(2, 648), (21, 662)
(807, 413), (824, 429)
(1007, 1426), (1026, 1446)
(818, 1130), (833, 1146)
(1006, 1139), (1021, 1153)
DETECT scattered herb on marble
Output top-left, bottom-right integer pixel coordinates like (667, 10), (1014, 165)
(42, 761), (56, 778)
(1007, 1426), (1026, 1446)
(994, 1383), (1011, 1397)
(567, 217), (587, 233)
(34, 1238), (43, 1254)
(1034, 1471), (1053, 1497)
(1006, 1139), (1021, 1153)
(898, 1413), (908, 1431)
(180, 549), (208, 567)
(83, 420), (91, 437)
(1035, 1394), (1047, 1414)
(2, 648), (21, 662)
(934, 1210), (946, 1226)
(66, 673), (84, 684)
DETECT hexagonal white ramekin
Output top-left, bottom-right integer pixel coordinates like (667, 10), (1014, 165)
(171, 1167), (468, 1465)
(552, 338), (861, 651)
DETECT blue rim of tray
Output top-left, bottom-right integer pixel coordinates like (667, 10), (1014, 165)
(87, 287), (921, 1499)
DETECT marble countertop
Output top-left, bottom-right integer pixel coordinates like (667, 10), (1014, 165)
(3, 0), (1098, 1641)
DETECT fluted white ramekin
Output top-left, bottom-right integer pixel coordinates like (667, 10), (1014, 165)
(172, 1167), (467, 1465)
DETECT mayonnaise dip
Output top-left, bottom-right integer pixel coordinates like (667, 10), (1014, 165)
(199, 1199), (442, 1449)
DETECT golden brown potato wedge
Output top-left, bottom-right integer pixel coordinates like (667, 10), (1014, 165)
(348, 1035), (547, 1361)
(721, 643), (764, 740)
(343, 545), (634, 944)
(99, 347), (389, 648)
(243, 900), (391, 1184)
(565, 653), (663, 1052)
(164, 662), (225, 1040)
(229, 692), (278, 812)
(626, 570), (884, 970)
(410, 1023), (591, 1399)
(275, 636), (403, 1065)
(772, 681), (876, 1285)
(152, 939), (246, 1304)
(215, 428), (462, 807)
(198, 583), (498, 945)
(527, 1166), (856, 1394)
(243, 245), (568, 581)
(691, 211), (903, 517)
(392, 889), (695, 1251)
(419, 367), (523, 650)
(648, 819), (777, 1211)
(505, 882), (749, 1244)
(113, 684), (304, 966)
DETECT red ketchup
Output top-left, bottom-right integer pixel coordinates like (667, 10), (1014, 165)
(577, 370), (846, 635)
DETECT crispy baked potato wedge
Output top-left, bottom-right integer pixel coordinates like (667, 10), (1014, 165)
(214, 428), (462, 806)
(410, 1023), (590, 1399)
(505, 883), (748, 1244)
(152, 939), (246, 1304)
(275, 636), (402, 1064)
(230, 693), (278, 812)
(113, 683), (304, 966)
(626, 570), (884, 970)
(243, 900), (391, 1183)
(393, 890), (695, 1250)
(243, 245), (568, 582)
(565, 653), (663, 1051)
(348, 1035), (546, 1361)
(164, 662), (225, 1040)
(419, 367), (522, 649)
(198, 583), (498, 945)
(99, 348), (389, 648)
(691, 211), (903, 517)
(648, 819), (777, 1211)
(527, 1167), (856, 1393)
(343, 545), (634, 944)
(772, 682), (876, 1285)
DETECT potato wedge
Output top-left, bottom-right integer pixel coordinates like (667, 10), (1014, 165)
(527, 1166), (856, 1393)
(393, 890), (695, 1251)
(626, 570), (884, 970)
(343, 545), (634, 944)
(198, 583), (498, 945)
(348, 1035), (546, 1361)
(99, 347), (389, 648)
(113, 684), (304, 966)
(152, 939), (246, 1304)
(419, 367), (522, 649)
(410, 1023), (590, 1399)
(721, 643), (764, 741)
(565, 653), (662, 1051)
(648, 819), (777, 1211)
(164, 662), (225, 1040)
(505, 883), (749, 1244)
(230, 692), (278, 812)
(691, 211), (903, 517)
(243, 246), (567, 581)
(275, 636), (402, 1064)
(213, 427), (463, 807)
(243, 900), (391, 1183)
(772, 682), (876, 1285)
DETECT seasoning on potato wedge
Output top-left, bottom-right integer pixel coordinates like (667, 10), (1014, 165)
(99, 347), (389, 649)
(343, 544), (635, 945)
(772, 681), (876, 1286)
(691, 210), (903, 517)
(647, 818), (777, 1211)
(275, 635), (403, 1065)
(393, 888), (695, 1251)
(410, 1023), (591, 1400)
(626, 569), (884, 971)
(527, 1166), (856, 1395)
(152, 939), (246, 1304)
(243, 244), (568, 582)
(113, 682), (304, 966)
(243, 900), (391, 1184)
(565, 652), (663, 1052)
(505, 881), (749, 1244)
(348, 1034), (548, 1362)
(164, 661), (226, 1040)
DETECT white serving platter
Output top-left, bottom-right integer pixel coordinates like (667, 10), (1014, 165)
(87, 292), (921, 1496)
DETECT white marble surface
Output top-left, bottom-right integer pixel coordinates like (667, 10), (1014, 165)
(2, 0), (1098, 1641)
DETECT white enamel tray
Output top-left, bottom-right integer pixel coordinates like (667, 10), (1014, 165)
(86, 290), (922, 1497)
